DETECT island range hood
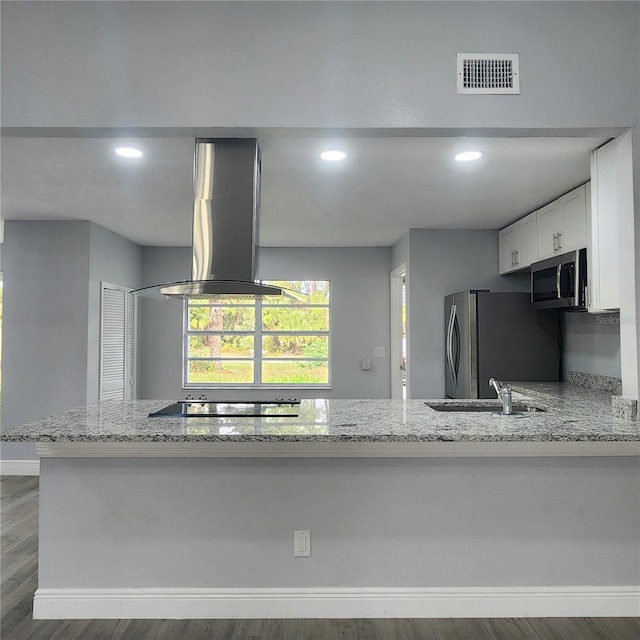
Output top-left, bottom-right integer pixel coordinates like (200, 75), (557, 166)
(133, 138), (294, 301)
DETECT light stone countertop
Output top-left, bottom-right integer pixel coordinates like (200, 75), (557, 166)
(1, 383), (639, 445)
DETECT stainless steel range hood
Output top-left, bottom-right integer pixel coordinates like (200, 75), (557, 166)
(133, 138), (293, 301)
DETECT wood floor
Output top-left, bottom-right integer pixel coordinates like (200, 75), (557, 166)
(2, 476), (639, 640)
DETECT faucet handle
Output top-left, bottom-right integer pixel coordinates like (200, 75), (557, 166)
(489, 377), (511, 391)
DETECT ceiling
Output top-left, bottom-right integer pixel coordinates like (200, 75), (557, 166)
(0, 134), (607, 247)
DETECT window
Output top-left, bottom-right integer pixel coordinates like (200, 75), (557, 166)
(184, 280), (330, 387)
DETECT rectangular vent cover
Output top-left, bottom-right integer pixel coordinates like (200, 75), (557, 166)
(457, 53), (520, 94)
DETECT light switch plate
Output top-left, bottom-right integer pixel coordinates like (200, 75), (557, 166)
(374, 347), (386, 358)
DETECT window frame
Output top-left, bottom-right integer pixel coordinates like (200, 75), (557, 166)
(182, 281), (332, 389)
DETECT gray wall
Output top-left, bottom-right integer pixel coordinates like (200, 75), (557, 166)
(39, 456), (640, 589)
(405, 229), (530, 398)
(137, 247), (191, 401)
(2, 2), (638, 129)
(1, 221), (143, 460)
(391, 231), (410, 273)
(561, 313), (622, 379)
(1, 221), (91, 460)
(86, 223), (143, 403)
(635, 116), (640, 397)
(138, 246), (392, 400)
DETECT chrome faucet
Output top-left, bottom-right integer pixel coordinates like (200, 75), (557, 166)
(489, 378), (513, 415)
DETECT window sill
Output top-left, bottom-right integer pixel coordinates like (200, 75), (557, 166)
(182, 385), (332, 391)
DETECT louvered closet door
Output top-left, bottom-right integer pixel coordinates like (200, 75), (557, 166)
(100, 287), (126, 401)
(100, 286), (137, 401)
(125, 291), (136, 400)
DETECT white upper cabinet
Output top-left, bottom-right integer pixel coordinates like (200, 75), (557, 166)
(498, 224), (518, 274)
(536, 201), (562, 260)
(557, 185), (588, 253)
(537, 184), (587, 260)
(516, 212), (539, 267)
(588, 139), (621, 312)
(498, 211), (539, 274)
(499, 184), (588, 275)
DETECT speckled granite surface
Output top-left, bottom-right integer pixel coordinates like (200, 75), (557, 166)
(567, 370), (623, 394)
(612, 396), (638, 421)
(508, 381), (620, 416)
(1, 387), (639, 444)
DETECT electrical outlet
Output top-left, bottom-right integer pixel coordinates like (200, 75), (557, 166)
(294, 530), (311, 557)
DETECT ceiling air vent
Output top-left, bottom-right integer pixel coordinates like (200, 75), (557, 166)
(457, 53), (520, 94)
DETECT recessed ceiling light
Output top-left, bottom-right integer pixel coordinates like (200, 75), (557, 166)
(455, 150), (483, 162)
(320, 150), (347, 162)
(115, 146), (143, 159)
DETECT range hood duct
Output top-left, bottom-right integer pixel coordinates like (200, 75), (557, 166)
(133, 138), (293, 301)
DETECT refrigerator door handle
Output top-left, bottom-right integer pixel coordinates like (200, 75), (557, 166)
(453, 309), (461, 386)
(446, 303), (456, 388)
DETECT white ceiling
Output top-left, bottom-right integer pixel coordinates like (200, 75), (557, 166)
(0, 134), (606, 247)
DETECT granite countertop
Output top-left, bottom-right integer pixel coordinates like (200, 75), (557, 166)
(1, 382), (639, 444)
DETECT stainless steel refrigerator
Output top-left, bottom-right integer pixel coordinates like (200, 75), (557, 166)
(445, 290), (561, 399)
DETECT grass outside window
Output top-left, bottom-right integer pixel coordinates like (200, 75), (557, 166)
(184, 280), (330, 387)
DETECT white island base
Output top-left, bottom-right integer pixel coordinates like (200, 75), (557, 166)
(34, 451), (640, 620)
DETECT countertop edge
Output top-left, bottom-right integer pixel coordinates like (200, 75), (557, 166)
(35, 440), (640, 458)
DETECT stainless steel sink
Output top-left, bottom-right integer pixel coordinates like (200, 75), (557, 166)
(425, 403), (545, 414)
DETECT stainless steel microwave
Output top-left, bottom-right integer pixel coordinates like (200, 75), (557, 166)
(530, 248), (587, 310)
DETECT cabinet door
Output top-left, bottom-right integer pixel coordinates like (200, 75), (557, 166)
(589, 141), (620, 311)
(498, 224), (518, 274)
(516, 212), (538, 268)
(537, 201), (562, 260)
(558, 184), (586, 253)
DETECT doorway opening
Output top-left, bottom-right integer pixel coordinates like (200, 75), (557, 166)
(390, 265), (407, 399)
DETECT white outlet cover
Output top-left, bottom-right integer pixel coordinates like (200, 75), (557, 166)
(374, 347), (386, 357)
(294, 530), (311, 557)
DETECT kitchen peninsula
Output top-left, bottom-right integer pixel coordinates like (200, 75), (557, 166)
(3, 385), (639, 620)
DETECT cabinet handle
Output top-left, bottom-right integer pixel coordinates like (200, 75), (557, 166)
(557, 232), (562, 250)
(553, 233), (558, 251)
(515, 249), (519, 265)
(511, 250), (515, 267)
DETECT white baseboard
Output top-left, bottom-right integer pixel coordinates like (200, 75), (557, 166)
(33, 586), (640, 620)
(0, 459), (40, 475)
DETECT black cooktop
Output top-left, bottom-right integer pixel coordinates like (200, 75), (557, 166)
(149, 400), (301, 418)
